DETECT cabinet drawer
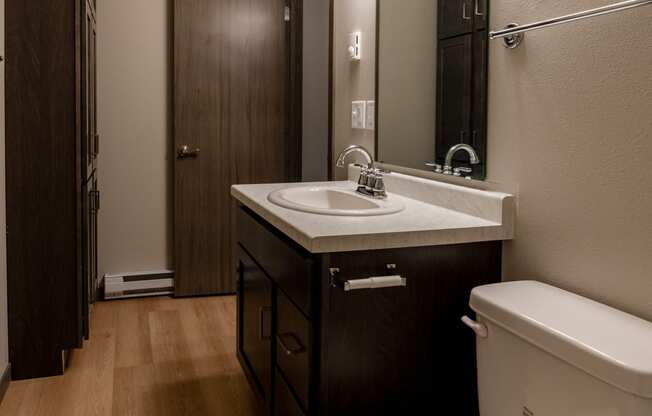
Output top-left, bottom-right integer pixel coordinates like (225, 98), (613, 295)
(275, 370), (306, 416)
(276, 291), (311, 411)
(237, 207), (314, 317)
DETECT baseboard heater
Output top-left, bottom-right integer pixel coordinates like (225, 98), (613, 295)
(104, 270), (174, 300)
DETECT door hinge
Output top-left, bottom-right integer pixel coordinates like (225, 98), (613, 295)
(284, 5), (291, 22)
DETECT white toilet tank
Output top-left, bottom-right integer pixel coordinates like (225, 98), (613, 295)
(467, 281), (652, 416)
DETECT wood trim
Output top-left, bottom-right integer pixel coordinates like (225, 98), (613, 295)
(374, 0), (380, 162)
(0, 364), (10, 404)
(327, 0), (334, 180)
(289, 0), (304, 182)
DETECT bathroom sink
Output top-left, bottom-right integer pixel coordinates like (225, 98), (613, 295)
(267, 186), (404, 216)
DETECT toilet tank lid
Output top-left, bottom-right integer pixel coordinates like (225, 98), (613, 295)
(470, 281), (652, 399)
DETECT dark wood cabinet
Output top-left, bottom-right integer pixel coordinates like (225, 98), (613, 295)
(439, 0), (474, 39)
(276, 291), (311, 412)
(237, 247), (274, 404)
(235, 206), (501, 415)
(275, 372), (306, 416)
(6, 0), (99, 380)
(439, 0), (487, 38)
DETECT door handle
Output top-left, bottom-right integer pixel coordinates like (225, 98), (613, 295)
(258, 306), (272, 341)
(177, 145), (201, 159)
(95, 190), (100, 211)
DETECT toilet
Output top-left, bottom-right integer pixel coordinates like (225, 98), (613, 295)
(464, 281), (652, 416)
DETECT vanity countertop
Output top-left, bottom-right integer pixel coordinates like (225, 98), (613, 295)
(231, 177), (514, 253)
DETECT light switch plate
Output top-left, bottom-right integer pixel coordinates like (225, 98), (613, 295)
(351, 101), (366, 129)
(365, 100), (375, 130)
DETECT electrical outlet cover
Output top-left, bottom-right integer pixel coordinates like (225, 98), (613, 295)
(351, 101), (366, 129)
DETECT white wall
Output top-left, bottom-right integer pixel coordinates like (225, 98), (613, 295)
(488, 0), (652, 321)
(97, 0), (173, 278)
(0, 0), (8, 373)
(331, 0), (377, 180)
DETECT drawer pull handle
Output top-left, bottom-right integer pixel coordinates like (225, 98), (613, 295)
(277, 333), (305, 356)
(329, 267), (406, 292)
(259, 306), (272, 341)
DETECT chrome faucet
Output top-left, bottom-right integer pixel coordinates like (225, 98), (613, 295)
(336, 144), (374, 169)
(335, 145), (387, 199)
(444, 144), (480, 176)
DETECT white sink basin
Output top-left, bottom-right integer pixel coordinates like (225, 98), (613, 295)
(267, 186), (405, 216)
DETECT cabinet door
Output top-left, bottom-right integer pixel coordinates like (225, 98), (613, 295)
(275, 371), (306, 416)
(237, 246), (273, 404)
(324, 250), (437, 414)
(439, 0), (473, 38)
(436, 34), (472, 164)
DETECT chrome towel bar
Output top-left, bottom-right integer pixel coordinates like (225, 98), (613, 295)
(490, 0), (652, 48)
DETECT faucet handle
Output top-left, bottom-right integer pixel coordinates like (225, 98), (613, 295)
(357, 168), (369, 186)
(453, 167), (473, 177)
(425, 162), (443, 173)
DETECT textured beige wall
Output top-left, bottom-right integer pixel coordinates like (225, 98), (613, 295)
(0, 0), (8, 370)
(488, 0), (652, 320)
(97, 0), (173, 278)
(332, 0), (377, 180)
(377, 0), (436, 170)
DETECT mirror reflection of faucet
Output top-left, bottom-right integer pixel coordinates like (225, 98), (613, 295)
(425, 143), (481, 179)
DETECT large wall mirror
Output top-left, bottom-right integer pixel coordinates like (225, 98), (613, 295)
(376, 0), (488, 180)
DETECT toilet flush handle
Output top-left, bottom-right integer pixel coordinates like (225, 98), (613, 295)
(461, 316), (488, 338)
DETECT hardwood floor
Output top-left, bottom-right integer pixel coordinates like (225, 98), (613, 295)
(0, 296), (260, 416)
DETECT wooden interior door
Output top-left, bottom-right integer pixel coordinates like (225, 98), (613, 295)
(174, 0), (301, 296)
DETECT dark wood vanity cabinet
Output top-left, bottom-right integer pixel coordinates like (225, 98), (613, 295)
(237, 246), (275, 403)
(6, 0), (99, 379)
(236, 207), (501, 415)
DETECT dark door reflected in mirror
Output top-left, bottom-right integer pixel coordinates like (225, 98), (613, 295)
(376, 0), (489, 180)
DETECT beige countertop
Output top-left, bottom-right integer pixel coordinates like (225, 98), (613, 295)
(231, 176), (514, 253)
